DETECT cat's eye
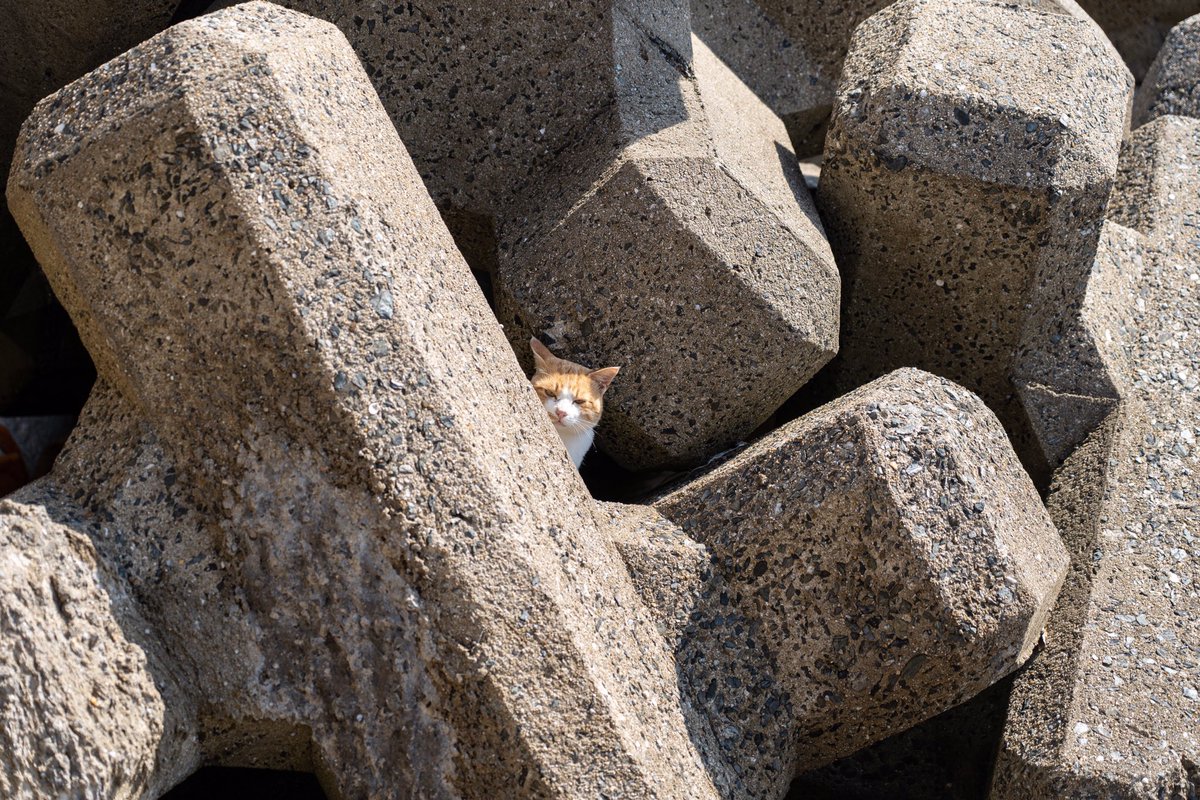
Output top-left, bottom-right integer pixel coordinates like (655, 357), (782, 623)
(544, 391), (556, 400)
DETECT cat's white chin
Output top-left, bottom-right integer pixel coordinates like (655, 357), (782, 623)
(556, 425), (595, 468)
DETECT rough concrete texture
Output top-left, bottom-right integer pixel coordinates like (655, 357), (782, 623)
(495, 33), (839, 471)
(992, 116), (1200, 799)
(691, 0), (1109, 156)
(0, 6), (1070, 796)
(1013, 220), (1145, 471)
(690, 0), (891, 156)
(0, 0), (178, 192)
(0, 0), (177, 415)
(818, 0), (1132, 480)
(0, 0), (178, 222)
(1077, 0), (1200, 80)
(5, 5), (724, 797)
(214, 0), (687, 228)
(1134, 14), (1200, 128)
(610, 369), (1069, 798)
(0, 497), (199, 799)
(211, 0), (840, 472)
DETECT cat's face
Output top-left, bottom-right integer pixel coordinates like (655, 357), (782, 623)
(529, 338), (620, 433)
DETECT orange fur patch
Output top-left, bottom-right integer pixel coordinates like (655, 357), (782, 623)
(529, 338), (619, 427)
(532, 371), (606, 425)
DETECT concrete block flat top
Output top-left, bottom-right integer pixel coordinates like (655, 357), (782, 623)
(0, 0), (179, 181)
(819, 0), (1131, 479)
(690, 0), (1109, 155)
(215, 0), (688, 220)
(832, 0), (1130, 190)
(1135, 14), (1200, 127)
(994, 116), (1200, 799)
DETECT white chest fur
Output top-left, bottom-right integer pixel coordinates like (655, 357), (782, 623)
(558, 426), (595, 468)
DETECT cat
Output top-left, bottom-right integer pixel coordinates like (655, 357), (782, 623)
(529, 337), (620, 468)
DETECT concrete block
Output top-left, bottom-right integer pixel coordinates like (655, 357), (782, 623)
(1135, 14), (1200, 126)
(992, 115), (1200, 800)
(640, 370), (1068, 797)
(495, 33), (839, 471)
(818, 0), (1131, 476)
(5, 6), (721, 796)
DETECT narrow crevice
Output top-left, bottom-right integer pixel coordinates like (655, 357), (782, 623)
(170, 0), (220, 25)
(161, 767), (329, 799)
(1182, 754), (1198, 800)
(647, 33), (695, 79)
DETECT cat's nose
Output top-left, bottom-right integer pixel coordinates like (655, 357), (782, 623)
(555, 409), (567, 421)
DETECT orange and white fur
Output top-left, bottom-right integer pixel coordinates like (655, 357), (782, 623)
(529, 338), (620, 468)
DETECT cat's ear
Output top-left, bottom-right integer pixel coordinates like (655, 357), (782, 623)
(589, 366), (620, 395)
(530, 337), (555, 371)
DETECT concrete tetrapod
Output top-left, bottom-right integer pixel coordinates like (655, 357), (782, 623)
(690, 0), (1110, 156)
(3, 5), (1073, 799)
(215, 0), (841, 473)
(1134, 14), (1200, 127)
(3, 6), (720, 797)
(818, 0), (1132, 482)
(613, 369), (1069, 798)
(494, 33), (839, 471)
(992, 116), (1200, 800)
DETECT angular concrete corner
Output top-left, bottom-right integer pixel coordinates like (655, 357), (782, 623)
(215, 0), (641, 229)
(1013, 220), (1145, 470)
(690, 0), (1107, 156)
(2, 4), (1121, 799)
(992, 116), (1200, 800)
(627, 369), (1068, 798)
(214, 0), (840, 472)
(495, 31), (839, 471)
(0, 0), (177, 188)
(690, 0), (892, 155)
(1135, 14), (1200, 127)
(1076, 0), (1200, 80)
(818, 0), (1131, 477)
(4, 5), (720, 797)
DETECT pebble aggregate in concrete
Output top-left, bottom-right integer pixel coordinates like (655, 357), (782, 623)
(493, 32), (840, 471)
(4, 6), (722, 797)
(1134, 14), (1200, 127)
(819, 0), (1132, 479)
(215, 0), (841, 473)
(642, 369), (1066, 798)
(8, 0), (1199, 797)
(993, 115), (1200, 800)
(690, 0), (1109, 156)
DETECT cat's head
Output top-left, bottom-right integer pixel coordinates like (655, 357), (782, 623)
(529, 337), (620, 433)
